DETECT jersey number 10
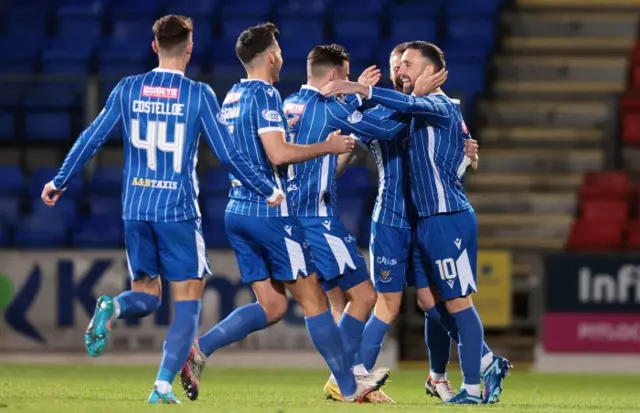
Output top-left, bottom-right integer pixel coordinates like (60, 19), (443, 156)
(131, 119), (185, 174)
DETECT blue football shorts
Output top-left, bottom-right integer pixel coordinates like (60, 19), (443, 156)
(124, 218), (210, 282)
(225, 212), (317, 285)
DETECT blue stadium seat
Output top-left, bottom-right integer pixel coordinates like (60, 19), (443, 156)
(0, 197), (22, 224)
(191, 20), (215, 50)
(0, 111), (15, 140)
(446, 60), (487, 95)
(90, 166), (123, 194)
(221, 19), (265, 41)
(56, 4), (103, 40)
(389, 4), (441, 19)
(202, 168), (230, 195)
(389, 19), (438, 44)
(3, 12), (49, 41)
(31, 198), (78, 224)
(442, 42), (491, 61)
(446, 19), (495, 47)
(111, 19), (151, 41)
(0, 37), (41, 64)
(98, 37), (150, 63)
(278, 0), (329, 16)
(209, 39), (240, 64)
(3, 0), (55, 12)
(72, 216), (123, 248)
(165, 0), (219, 15)
(204, 195), (228, 220)
(221, 2), (272, 19)
(445, 0), (504, 17)
(98, 61), (148, 76)
(277, 18), (325, 44)
(357, 215), (372, 248)
(332, 38), (374, 61)
(337, 166), (371, 192)
(337, 198), (363, 240)
(25, 112), (73, 140)
(29, 167), (83, 199)
(0, 167), (25, 196)
(109, 0), (162, 16)
(14, 215), (68, 248)
(278, 37), (319, 60)
(333, 19), (381, 41)
(333, 1), (385, 17)
(88, 195), (122, 218)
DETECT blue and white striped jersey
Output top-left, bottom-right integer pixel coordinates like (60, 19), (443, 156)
(368, 88), (472, 217)
(356, 104), (416, 229)
(283, 85), (405, 217)
(51, 68), (276, 222)
(220, 79), (289, 217)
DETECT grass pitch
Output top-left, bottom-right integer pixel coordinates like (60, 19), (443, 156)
(0, 363), (638, 412)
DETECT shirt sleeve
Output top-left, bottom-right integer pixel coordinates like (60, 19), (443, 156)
(343, 93), (363, 110)
(254, 87), (286, 135)
(326, 99), (405, 140)
(198, 83), (276, 198)
(52, 78), (125, 190)
(368, 86), (453, 127)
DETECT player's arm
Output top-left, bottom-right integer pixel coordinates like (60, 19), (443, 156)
(326, 100), (405, 140)
(42, 79), (125, 206)
(257, 89), (353, 166)
(336, 134), (370, 178)
(199, 84), (282, 203)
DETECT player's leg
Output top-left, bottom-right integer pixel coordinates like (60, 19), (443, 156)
(325, 286), (347, 323)
(354, 223), (410, 373)
(180, 214), (286, 400)
(148, 219), (208, 404)
(417, 209), (484, 404)
(85, 220), (162, 357)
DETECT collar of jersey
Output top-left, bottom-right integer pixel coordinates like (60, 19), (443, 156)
(301, 84), (320, 93)
(152, 68), (185, 76)
(241, 78), (270, 85)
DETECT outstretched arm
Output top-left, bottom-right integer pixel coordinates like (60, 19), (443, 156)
(326, 100), (405, 140)
(43, 79), (125, 206)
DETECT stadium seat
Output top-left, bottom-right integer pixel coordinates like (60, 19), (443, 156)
(109, 0), (162, 16)
(71, 216), (123, 248)
(221, 2), (272, 19)
(579, 170), (633, 202)
(90, 166), (123, 194)
(3, 11), (48, 41)
(88, 195), (121, 218)
(0, 111), (15, 140)
(333, 19), (381, 41)
(567, 219), (625, 251)
(621, 112), (640, 145)
(0, 197), (22, 225)
(446, 19), (495, 47)
(14, 215), (69, 248)
(31, 198), (78, 224)
(29, 167), (83, 199)
(202, 168), (231, 195)
(56, 6), (103, 40)
(277, 18), (325, 44)
(625, 219), (640, 249)
(389, 19), (438, 44)
(337, 166), (372, 193)
(0, 167), (25, 196)
(165, 0), (219, 16)
(0, 221), (10, 247)
(25, 112), (73, 141)
(204, 195), (228, 220)
(276, 0), (329, 17)
(445, 0), (504, 17)
(222, 19), (268, 41)
(111, 19), (151, 41)
(389, 5), (440, 19)
(581, 199), (629, 223)
(332, 38), (374, 61)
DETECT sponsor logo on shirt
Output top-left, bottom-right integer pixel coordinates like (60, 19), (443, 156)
(261, 109), (282, 122)
(223, 92), (242, 104)
(284, 102), (306, 115)
(347, 111), (363, 124)
(131, 177), (178, 190)
(141, 86), (179, 99)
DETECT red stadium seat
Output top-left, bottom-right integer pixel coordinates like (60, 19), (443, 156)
(622, 112), (640, 144)
(568, 219), (625, 251)
(625, 219), (640, 249)
(633, 65), (640, 89)
(581, 199), (630, 222)
(578, 170), (633, 202)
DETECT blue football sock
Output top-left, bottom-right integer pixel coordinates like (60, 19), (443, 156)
(306, 310), (356, 396)
(436, 302), (492, 359)
(114, 291), (160, 319)
(425, 307), (452, 375)
(451, 306), (484, 386)
(198, 302), (268, 357)
(337, 313), (365, 369)
(355, 314), (391, 371)
(156, 300), (201, 387)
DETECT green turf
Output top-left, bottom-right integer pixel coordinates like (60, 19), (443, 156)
(0, 363), (638, 412)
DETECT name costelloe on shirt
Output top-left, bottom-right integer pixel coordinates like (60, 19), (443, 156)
(132, 100), (185, 116)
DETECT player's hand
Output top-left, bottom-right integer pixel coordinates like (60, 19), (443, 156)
(266, 188), (285, 208)
(321, 80), (368, 98)
(287, 116), (300, 128)
(358, 65), (382, 88)
(41, 182), (63, 207)
(465, 139), (479, 169)
(414, 68), (447, 97)
(324, 129), (355, 154)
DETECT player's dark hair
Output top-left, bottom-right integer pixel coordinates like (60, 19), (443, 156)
(236, 22), (280, 66)
(391, 42), (409, 57)
(152, 15), (193, 56)
(405, 41), (446, 71)
(307, 44), (351, 77)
